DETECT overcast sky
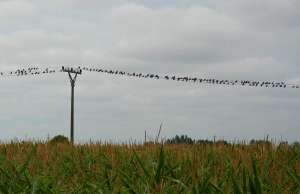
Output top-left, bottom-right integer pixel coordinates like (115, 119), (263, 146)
(0, 0), (299, 143)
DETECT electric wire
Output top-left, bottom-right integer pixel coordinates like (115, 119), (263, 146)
(0, 65), (299, 89)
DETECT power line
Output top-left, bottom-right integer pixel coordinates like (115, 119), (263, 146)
(0, 65), (299, 89)
(80, 66), (300, 89)
(0, 66), (59, 77)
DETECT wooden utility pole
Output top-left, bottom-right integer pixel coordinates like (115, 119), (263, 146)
(62, 66), (82, 144)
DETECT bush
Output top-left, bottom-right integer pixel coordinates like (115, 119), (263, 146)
(49, 135), (69, 144)
(165, 135), (194, 144)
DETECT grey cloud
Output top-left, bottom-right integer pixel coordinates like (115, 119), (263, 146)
(0, 0), (35, 18)
(105, 3), (299, 77)
(109, 4), (244, 63)
(212, 0), (300, 29)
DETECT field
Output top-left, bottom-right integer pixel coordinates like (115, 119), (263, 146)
(0, 141), (299, 193)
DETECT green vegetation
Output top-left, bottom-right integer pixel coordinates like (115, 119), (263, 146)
(0, 139), (299, 193)
(49, 135), (70, 145)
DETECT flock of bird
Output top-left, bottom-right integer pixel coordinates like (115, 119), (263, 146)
(80, 66), (300, 89)
(0, 67), (58, 77)
(0, 66), (299, 89)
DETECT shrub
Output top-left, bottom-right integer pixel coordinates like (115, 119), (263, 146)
(49, 135), (69, 144)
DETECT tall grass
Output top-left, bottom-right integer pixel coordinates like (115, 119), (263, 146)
(0, 141), (299, 193)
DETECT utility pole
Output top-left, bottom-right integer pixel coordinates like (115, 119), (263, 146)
(62, 66), (82, 144)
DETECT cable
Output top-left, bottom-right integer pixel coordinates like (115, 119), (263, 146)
(0, 66), (60, 78)
(80, 66), (300, 89)
(0, 65), (299, 89)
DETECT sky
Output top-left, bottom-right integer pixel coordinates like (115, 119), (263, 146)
(0, 0), (299, 143)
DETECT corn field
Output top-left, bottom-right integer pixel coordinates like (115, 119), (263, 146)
(0, 141), (299, 193)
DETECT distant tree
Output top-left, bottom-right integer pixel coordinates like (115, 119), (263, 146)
(49, 135), (69, 144)
(196, 139), (213, 145)
(166, 135), (194, 144)
(292, 142), (300, 147)
(250, 139), (271, 146)
(166, 135), (230, 145)
(216, 140), (228, 146)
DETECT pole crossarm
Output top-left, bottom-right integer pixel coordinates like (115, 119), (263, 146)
(62, 66), (82, 74)
(68, 72), (78, 86)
